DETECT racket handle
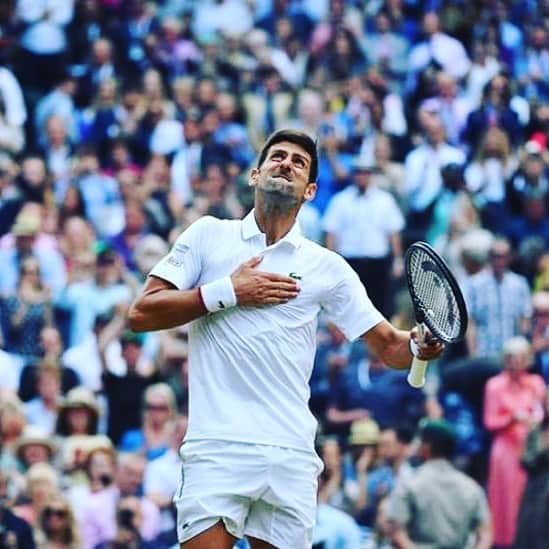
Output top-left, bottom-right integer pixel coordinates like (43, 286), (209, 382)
(407, 357), (428, 388)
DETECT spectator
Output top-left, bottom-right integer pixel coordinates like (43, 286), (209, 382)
(143, 415), (188, 541)
(0, 64), (27, 155)
(34, 71), (78, 149)
(354, 425), (414, 527)
(514, 415), (549, 549)
(360, 10), (409, 94)
(462, 74), (523, 152)
(100, 329), (161, 445)
(35, 493), (80, 549)
(313, 469), (363, 549)
(0, 211), (67, 300)
(484, 336), (545, 549)
(0, 396), (27, 461)
(94, 495), (163, 549)
(408, 12), (471, 85)
(0, 470), (35, 549)
(327, 341), (425, 435)
(419, 71), (473, 146)
(386, 419), (492, 549)
(506, 140), (549, 218)
(17, 325), (80, 400)
(23, 360), (61, 435)
(79, 452), (160, 549)
(56, 248), (132, 347)
(14, 425), (57, 472)
(404, 116), (465, 244)
(13, 462), (60, 529)
(66, 445), (116, 523)
(465, 127), (517, 233)
(1, 255), (53, 360)
(15, 0), (74, 94)
(324, 156), (405, 317)
(55, 387), (111, 477)
(466, 237), (533, 359)
(119, 383), (176, 461)
(532, 291), (549, 382)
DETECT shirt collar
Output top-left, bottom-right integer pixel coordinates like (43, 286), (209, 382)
(241, 209), (303, 249)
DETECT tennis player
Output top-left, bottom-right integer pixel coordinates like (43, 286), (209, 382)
(128, 129), (444, 549)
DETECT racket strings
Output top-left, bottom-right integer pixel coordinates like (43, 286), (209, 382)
(409, 250), (463, 341)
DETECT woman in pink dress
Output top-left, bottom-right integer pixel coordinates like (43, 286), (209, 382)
(484, 336), (546, 548)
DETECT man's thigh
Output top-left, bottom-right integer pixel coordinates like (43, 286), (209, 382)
(180, 521), (237, 549)
(174, 440), (265, 543)
(244, 446), (323, 549)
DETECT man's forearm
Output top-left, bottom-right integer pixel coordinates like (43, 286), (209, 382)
(364, 321), (413, 369)
(128, 287), (207, 332)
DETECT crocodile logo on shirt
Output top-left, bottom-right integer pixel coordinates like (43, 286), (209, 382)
(289, 272), (302, 280)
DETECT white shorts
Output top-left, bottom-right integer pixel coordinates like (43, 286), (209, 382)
(174, 440), (324, 548)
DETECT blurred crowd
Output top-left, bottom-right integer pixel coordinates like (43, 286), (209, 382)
(0, 0), (548, 547)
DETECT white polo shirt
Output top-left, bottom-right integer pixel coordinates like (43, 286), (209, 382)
(150, 210), (384, 452)
(323, 185), (405, 259)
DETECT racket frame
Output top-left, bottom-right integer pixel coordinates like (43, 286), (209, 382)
(404, 242), (468, 388)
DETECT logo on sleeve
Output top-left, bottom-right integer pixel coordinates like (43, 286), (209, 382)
(167, 244), (190, 267)
(289, 272), (302, 280)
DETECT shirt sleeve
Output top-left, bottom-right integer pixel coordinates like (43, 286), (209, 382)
(320, 253), (385, 341)
(149, 216), (216, 290)
(386, 478), (413, 527)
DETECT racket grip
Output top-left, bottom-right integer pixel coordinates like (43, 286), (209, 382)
(407, 357), (428, 388)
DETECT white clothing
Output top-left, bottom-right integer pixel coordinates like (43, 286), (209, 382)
(465, 159), (516, 204)
(405, 143), (465, 211)
(144, 448), (181, 532)
(62, 333), (156, 392)
(150, 211), (383, 452)
(313, 503), (363, 549)
(0, 350), (24, 393)
(323, 185), (404, 258)
(409, 32), (471, 79)
(0, 67), (27, 126)
(150, 119), (184, 155)
(170, 146), (193, 205)
(174, 439), (323, 547)
(192, 0), (253, 38)
(17, 0), (74, 54)
(24, 398), (58, 434)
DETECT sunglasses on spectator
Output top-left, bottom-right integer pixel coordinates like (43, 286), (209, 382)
(145, 403), (170, 412)
(44, 508), (68, 519)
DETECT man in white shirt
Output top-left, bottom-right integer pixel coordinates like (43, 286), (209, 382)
(404, 116), (465, 243)
(323, 156), (405, 317)
(129, 129), (444, 549)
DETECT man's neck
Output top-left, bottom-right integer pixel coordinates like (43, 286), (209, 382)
(254, 203), (299, 246)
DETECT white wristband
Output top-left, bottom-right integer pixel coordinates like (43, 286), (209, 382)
(200, 277), (237, 313)
(409, 338), (420, 358)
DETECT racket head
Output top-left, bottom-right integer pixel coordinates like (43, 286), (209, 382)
(405, 241), (468, 343)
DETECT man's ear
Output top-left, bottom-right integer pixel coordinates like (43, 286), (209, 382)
(303, 182), (317, 201)
(249, 167), (260, 187)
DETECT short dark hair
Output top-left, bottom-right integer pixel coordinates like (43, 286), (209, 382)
(257, 129), (318, 183)
(419, 419), (456, 459)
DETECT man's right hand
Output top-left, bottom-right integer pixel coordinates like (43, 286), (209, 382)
(231, 256), (300, 306)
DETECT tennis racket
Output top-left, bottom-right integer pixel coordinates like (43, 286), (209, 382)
(405, 242), (468, 388)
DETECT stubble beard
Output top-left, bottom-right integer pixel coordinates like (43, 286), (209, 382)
(258, 176), (300, 215)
